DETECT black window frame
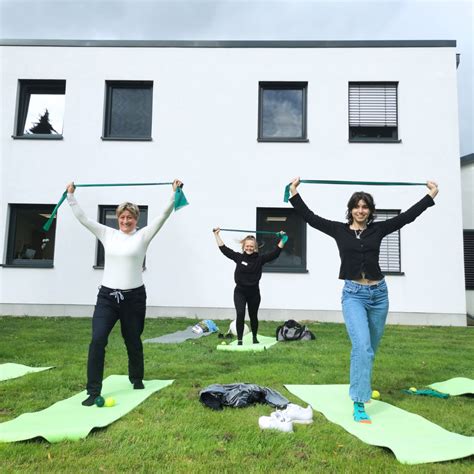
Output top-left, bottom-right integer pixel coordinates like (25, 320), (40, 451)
(13, 79), (66, 139)
(4, 203), (57, 268)
(374, 209), (403, 275)
(102, 80), (153, 141)
(257, 207), (307, 273)
(95, 205), (148, 269)
(463, 230), (474, 290)
(258, 81), (308, 142)
(348, 81), (400, 143)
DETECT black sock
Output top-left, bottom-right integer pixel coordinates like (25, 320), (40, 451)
(82, 394), (99, 406)
(133, 381), (145, 389)
(253, 337), (259, 344)
(237, 340), (243, 346)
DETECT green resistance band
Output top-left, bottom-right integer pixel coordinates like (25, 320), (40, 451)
(219, 228), (288, 244)
(43, 182), (188, 232)
(283, 179), (427, 203)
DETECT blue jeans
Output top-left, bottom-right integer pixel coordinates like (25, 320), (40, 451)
(341, 279), (389, 403)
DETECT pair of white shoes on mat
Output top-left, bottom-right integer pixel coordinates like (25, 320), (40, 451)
(258, 403), (313, 433)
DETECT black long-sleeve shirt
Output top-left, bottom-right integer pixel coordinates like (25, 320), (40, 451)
(289, 193), (435, 280)
(219, 244), (282, 287)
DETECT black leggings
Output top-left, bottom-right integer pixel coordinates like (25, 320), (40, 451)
(233, 286), (261, 341)
(86, 285), (146, 395)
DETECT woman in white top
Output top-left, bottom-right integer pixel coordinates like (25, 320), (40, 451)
(67, 180), (182, 406)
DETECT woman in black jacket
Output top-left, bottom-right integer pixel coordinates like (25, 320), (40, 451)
(288, 177), (438, 423)
(213, 228), (286, 345)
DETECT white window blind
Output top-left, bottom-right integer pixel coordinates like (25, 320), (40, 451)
(374, 210), (401, 273)
(349, 83), (398, 127)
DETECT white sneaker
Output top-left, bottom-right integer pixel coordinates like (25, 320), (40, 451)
(273, 403), (313, 424)
(258, 415), (293, 433)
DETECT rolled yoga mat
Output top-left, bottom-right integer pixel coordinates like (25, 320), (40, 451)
(284, 384), (474, 465)
(217, 333), (278, 352)
(0, 375), (173, 443)
(0, 363), (53, 382)
(428, 377), (474, 396)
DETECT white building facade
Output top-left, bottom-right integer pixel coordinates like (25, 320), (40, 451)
(0, 40), (466, 325)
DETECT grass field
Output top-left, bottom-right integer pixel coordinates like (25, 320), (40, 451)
(0, 316), (473, 473)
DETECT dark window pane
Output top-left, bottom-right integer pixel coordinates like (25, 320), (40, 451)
(96, 206), (148, 267)
(464, 230), (474, 290)
(16, 80), (66, 136)
(257, 208), (306, 272)
(104, 82), (153, 138)
(7, 205), (57, 266)
(259, 82), (307, 140)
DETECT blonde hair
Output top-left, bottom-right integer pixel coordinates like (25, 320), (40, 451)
(240, 235), (258, 253)
(116, 202), (140, 220)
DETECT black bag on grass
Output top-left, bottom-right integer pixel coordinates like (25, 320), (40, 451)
(276, 319), (315, 341)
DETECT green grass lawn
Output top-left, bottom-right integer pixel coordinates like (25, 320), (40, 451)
(0, 316), (473, 473)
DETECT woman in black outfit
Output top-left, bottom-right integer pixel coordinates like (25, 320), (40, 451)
(288, 177), (438, 423)
(213, 228), (287, 345)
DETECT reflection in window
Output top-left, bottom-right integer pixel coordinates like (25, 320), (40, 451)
(15, 80), (66, 137)
(96, 205), (148, 267)
(258, 82), (307, 141)
(6, 204), (57, 267)
(103, 81), (153, 139)
(257, 208), (307, 272)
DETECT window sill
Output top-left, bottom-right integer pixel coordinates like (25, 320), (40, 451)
(1, 263), (54, 268)
(101, 137), (153, 141)
(258, 137), (309, 143)
(384, 272), (405, 276)
(263, 267), (308, 274)
(12, 134), (63, 140)
(349, 138), (402, 144)
(93, 265), (147, 271)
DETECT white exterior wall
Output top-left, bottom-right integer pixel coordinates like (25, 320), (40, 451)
(461, 162), (474, 315)
(0, 43), (466, 325)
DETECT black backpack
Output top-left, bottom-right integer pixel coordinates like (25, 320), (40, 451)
(276, 320), (315, 341)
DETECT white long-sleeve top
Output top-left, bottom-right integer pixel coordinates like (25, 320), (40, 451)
(68, 193), (174, 289)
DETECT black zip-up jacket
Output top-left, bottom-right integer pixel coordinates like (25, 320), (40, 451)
(219, 244), (282, 287)
(289, 193), (435, 280)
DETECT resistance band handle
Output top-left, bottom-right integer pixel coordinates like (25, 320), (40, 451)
(43, 182), (188, 232)
(283, 179), (427, 203)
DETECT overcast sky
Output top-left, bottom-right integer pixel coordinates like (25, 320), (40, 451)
(1, 0), (472, 155)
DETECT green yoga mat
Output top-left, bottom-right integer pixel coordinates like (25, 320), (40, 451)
(428, 377), (474, 396)
(0, 363), (53, 382)
(0, 375), (173, 443)
(216, 333), (277, 352)
(285, 384), (474, 465)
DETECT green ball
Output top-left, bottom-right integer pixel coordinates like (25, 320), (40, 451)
(372, 390), (380, 399)
(409, 387), (417, 392)
(94, 396), (105, 407)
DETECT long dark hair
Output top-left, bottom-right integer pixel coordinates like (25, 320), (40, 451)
(346, 192), (376, 225)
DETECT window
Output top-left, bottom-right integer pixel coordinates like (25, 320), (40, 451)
(95, 205), (148, 268)
(463, 230), (474, 290)
(5, 204), (57, 267)
(14, 80), (66, 138)
(258, 82), (308, 142)
(257, 208), (307, 272)
(103, 81), (153, 140)
(374, 210), (402, 273)
(349, 82), (399, 142)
